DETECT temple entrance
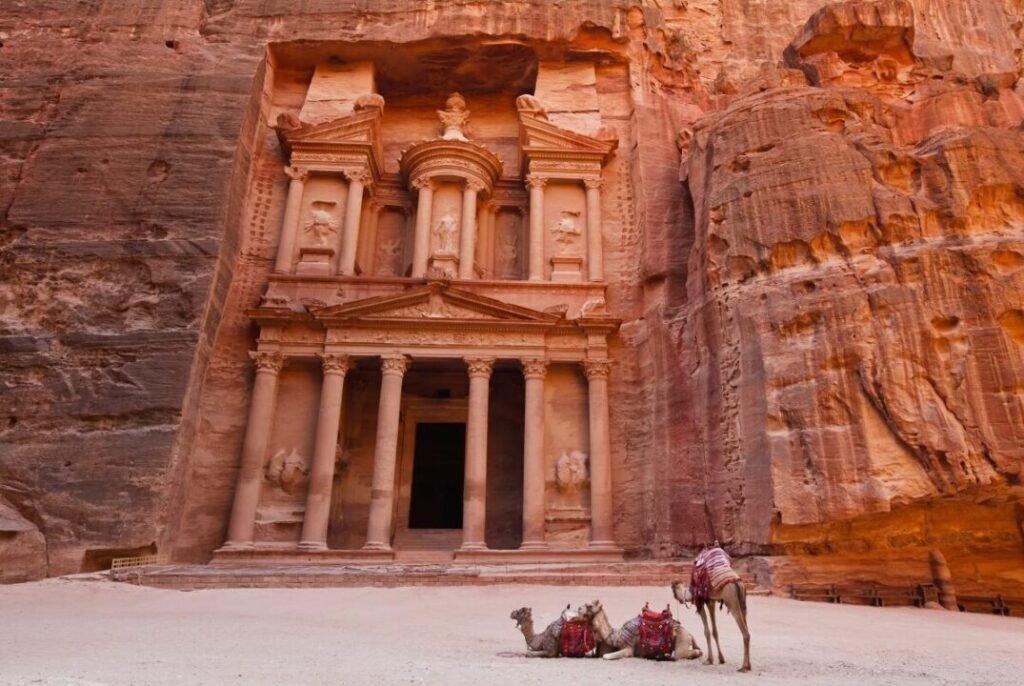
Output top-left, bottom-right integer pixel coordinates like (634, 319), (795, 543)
(408, 422), (466, 529)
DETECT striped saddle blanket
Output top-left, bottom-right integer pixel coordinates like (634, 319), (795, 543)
(690, 546), (740, 604)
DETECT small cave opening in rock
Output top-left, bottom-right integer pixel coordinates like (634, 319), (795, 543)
(80, 543), (158, 572)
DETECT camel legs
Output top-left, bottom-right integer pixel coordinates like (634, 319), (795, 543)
(524, 650), (558, 658)
(708, 601), (726, 664)
(722, 584), (752, 672)
(696, 604), (715, 664)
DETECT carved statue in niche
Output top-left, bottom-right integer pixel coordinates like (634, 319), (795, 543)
(265, 448), (309, 495)
(433, 208), (459, 254)
(376, 237), (402, 276)
(499, 227), (520, 277)
(303, 201), (339, 246)
(556, 450), (589, 494)
(437, 92), (470, 141)
(551, 210), (582, 254)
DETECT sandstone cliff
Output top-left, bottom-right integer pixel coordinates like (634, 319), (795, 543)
(1, 1), (1021, 592)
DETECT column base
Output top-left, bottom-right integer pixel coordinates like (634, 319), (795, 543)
(587, 540), (621, 551)
(518, 541), (549, 551)
(217, 541), (254, 552)
(457, 542), (489, 552)
(297, 541), (327, 552)
(362, 542), (393, 552)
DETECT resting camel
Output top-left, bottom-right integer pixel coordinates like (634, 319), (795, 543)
(577, 600), (703, 661)
(509, 607), (565, 657)
(671, 574), (751, 672)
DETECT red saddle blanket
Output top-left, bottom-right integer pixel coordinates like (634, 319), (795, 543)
(560, 619), (595, 657)
(637, 608), (675, 660)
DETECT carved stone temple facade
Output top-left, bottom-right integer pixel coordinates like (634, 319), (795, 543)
(215, 61), (626, 563)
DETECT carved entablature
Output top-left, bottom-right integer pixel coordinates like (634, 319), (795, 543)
(518, 109), (617, 182)
(278, 104), (386, 183)
(247, 282), (621, 359)
(399, 139), (503, 197)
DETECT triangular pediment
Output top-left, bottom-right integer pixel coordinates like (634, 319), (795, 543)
(283, 108), (382, 146)
(312, 283), (562, 325)
(519, 115), (618, 159)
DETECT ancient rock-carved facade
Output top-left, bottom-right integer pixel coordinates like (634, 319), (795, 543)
(219, 69), (622, 562)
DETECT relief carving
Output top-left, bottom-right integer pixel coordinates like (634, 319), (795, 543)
(375, 238), (403, 276)
(303, 201), (340, 246)
(552, 210), (583, 255)
(556, 449), (589, 494)
(433, 208), (459, 254)
(265, 447), (309, 495)
(515, 94), (548, 120)
(498, 228), (520, 278)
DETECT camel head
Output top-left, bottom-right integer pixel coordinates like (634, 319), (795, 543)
(510, 607), (532, 628)
(671, 580), (692, 607)
(576, 599), (603, 620)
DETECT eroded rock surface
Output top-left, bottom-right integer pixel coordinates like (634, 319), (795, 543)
(1, 1), (1022, 591)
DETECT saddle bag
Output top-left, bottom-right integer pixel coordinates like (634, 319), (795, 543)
(637, 607), (675, 660)
(559, 618), (595, 657)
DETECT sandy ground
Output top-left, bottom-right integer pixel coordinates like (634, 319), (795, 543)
(0, 578), (1020, 686)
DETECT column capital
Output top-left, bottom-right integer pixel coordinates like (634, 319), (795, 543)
(320, 353), (353, 375)
(465, 357), (495, 378)
(522, 358), (549, 379)
(584, 359), (613, 380)
(464, 178), (487, 194)
(249, 350), (284, 373)
(343, 168), (373, 187)
(284, 165), (309, 182)
(380, 354), (410, 376)
(583, 177), (604, 190)
(525, 174), (548, 190)
(412, 176), (436, 191)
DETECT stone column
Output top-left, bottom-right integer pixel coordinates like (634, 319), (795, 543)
(363, 354), (409, 551)
(585, 359), (615, 548)
(223, 351), (284, 549)
(458, 180), (483, 279)
(411, 177), (435, 278)
(298, 353), (352, 551)
(520, 358), (548, 550)
(274, 166), (308, 274)
(339, 170), (369, 276)
(459, 358), (494, 550)
(584, 178), (604, 281)
(526, 175), (546, 281)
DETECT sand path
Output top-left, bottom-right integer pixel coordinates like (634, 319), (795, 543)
(0, 578), (1020, 685)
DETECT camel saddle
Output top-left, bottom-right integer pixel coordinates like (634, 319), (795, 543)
(637, 607), (675, 660)
(559, 618), (595, 657)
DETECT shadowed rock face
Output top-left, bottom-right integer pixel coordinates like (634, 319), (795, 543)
(1, 1), (1022, 591)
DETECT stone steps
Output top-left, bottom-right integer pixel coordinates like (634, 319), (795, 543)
(112, 560), (762, 593)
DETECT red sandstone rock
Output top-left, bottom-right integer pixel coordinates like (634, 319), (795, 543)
(0, 1), (1021, 594)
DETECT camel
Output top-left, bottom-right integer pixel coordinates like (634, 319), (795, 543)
(576, 600), (703, 661)
(509, 607), (565, 657)
(671, 576), (751, 672)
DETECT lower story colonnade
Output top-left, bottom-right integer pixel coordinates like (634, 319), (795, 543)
(217, 282), (622, 562)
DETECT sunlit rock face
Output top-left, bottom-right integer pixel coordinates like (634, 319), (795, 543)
(1, 1), (1021, 591)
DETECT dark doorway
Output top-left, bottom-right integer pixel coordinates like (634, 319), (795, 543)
(408, 422), (465, 529)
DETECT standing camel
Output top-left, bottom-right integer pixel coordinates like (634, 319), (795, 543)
(671, 546), (751, 672)
(577, 600), (703, 661)
(509, 607), (564, 657)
